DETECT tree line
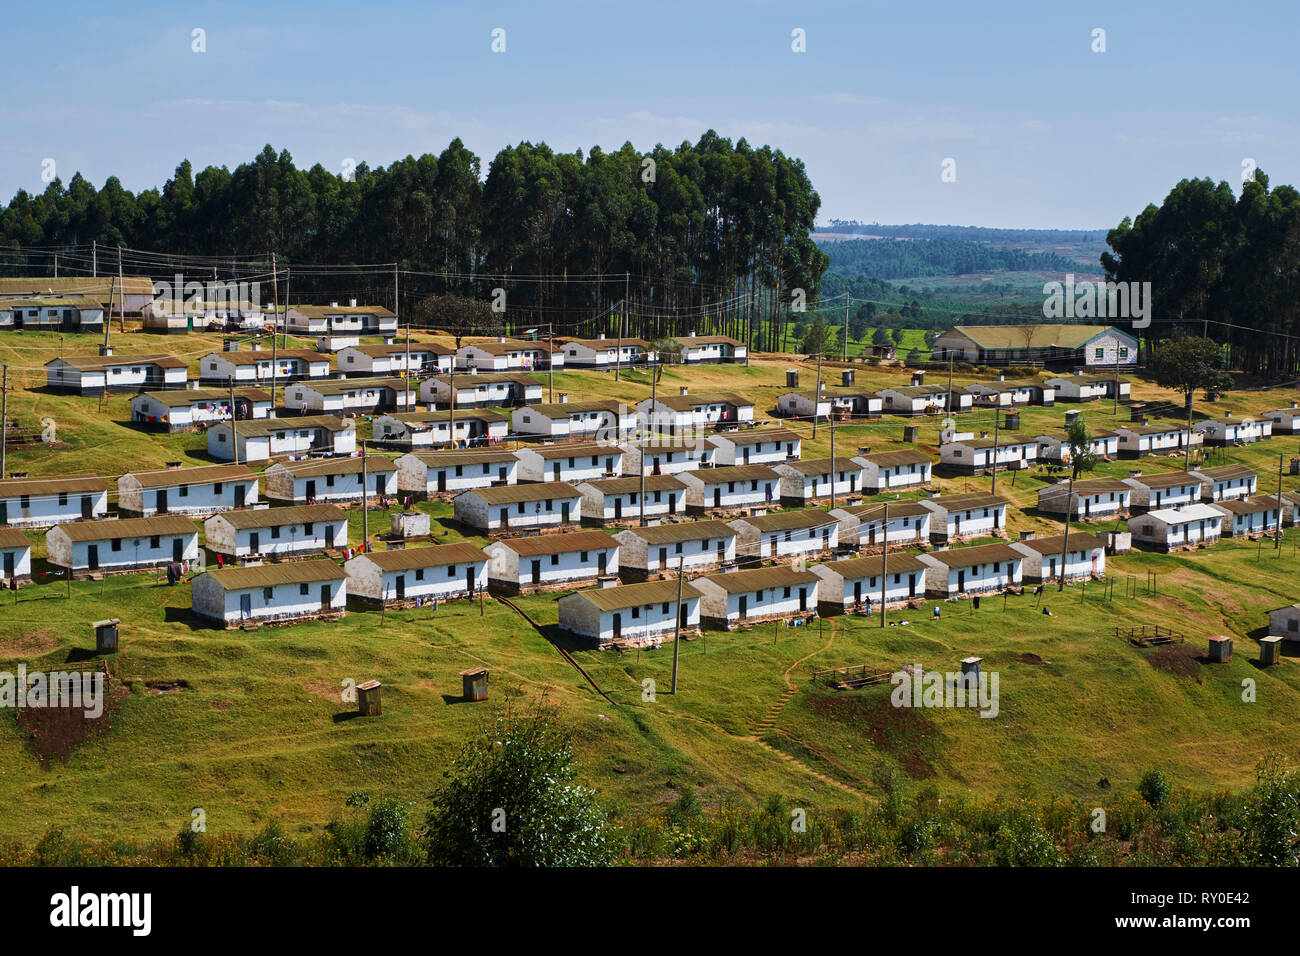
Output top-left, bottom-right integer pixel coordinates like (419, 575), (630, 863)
(0, 133), (828, 347)
(1103, 170), (1300, 378)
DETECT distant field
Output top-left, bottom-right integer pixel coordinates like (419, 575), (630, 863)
(2, 329), (1300, 843)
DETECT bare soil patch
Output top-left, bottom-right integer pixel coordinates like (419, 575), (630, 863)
(807, 689), (937, 779)
(1149, 644), (1201, 678)
(14, 666), (129, 763)
(0, 629), (61, 659)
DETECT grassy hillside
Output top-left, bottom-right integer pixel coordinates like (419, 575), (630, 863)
(2, 327), (1300, 843)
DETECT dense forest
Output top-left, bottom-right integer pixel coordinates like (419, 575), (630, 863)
(819, 222), (1108, 244)
(818, 236), (1086, 280)
(1103, 170), (1300, 377)
(0, 133), (828, 347)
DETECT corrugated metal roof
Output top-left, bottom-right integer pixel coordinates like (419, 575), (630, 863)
(356, 542), (488, 570)
(925, 542), (1024, 567)
(384, 409), (507, 424)
(52, 353), (187, 370)
(210, 348), (328, 365)
(1127, 472), (1198, 489)
(778, 457), (864, 476)
(733, 509), (831, 532)
(291, 376), (410, 396)
(856, 448), (931, 468)
(214, 504), (347, 529)
(406, 449), (518, 467)
(948, 433), (1039, 450)
(923, 492), (1008, 511)
(1144, 504), (1223, 524)
(431, 372), (541, 387)
(819, 552), (927, 579)
(621, 520), (735, 544)
(526, 400), (624, 417)
(707, 427), (801, 447)
(685, 464), (779, 484)
(567, 579), (703, 611)
(268, 456), (396, 477)
(1012, 532), (1107, 554)
(1039, 477), (1131, 494)
(203, 558), (346, 590)
(138, 387), (270, 404)
(464, 481), (579, 505)
(947, 324), (1126, 351)
(835, 500), (931, 521)
(0, 275), (154, 298)
(1119, 422), (1188, 436)
(1213, 497), (1276, 515)
(1193, 465), (1256, 481)
(54, 515), (197, 542)
(0, 475), (108, 496)
(520, 441), (625, 460)
(228, 415), (354, 436)
(655, 391), (753, 412)
(700, 566), (820, 594)
(0, 527), (32, 549)
(124, 464), (257, 488)
(580, 475), (686, 495)
(491, 530), (616, 556)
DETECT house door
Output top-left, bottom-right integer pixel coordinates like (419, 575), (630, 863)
(742, 447), (751, 464)
(908, 574), (917, 597)
(798, 588), (807, 611)
(738, 595), (748, 619)
(561, 503), (570, 524)
(553, 463), (561, 481)
(652, 457), (661, 472)
(437, 471), (447, 493)
(172, 538), (183, 562)
(614, 499), (623, 520)
(320, 585), (331, 610)
(467, 566), (476, 594)
(240, 593), (252, 619)
(81, 496), (92, 518)
(713, 488), (721, 508)
(992, 510), (1000, 530)
(953, 515), (961, 535)
(957, 569), (965, 591)
(87, 544), (99, 570)
(659, 548), (668, 567)
(717, 541), (726, 562)
(1048, 558), (1056, 579)
(679, 603), (689, 628)
(0, 502), (6, 523)
(598, 552), (607, 575)
(395, 575), (405, 600)
(250, 532), (260, 553)
(668, 494), (677, 514)
(306, 480), (316, 500)
(157, 489), (168, 514)
(3, 552), (13, 578)
(605, 457), (614, 473)
(868, 524), (876, 545)
(531, 560), (541, 586)
(853, 581), (862, 605)
(235, 484), (246, 507)
(613, 613), (622, 639)
(500, 509), (509, 529)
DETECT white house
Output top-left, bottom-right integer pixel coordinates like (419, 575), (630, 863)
(669, 333), (746, 364)
(693, 566), (819, 626)
(1035, 429), (1120, 462)
(728, 509), (838, 561)
(1190, 465), (1258, 502)
(853, 449), (933, 492)
(917, 543), (1024, 597)
(0, 527), (32, 584)
(1128, 504), (1223, 552)
(678, 464), (779, 512)
(1210, 497), (1280, 537)
(513, 400), (636, 441)
(939, 434), (1039, 475)
(419, 372), (543, 408)
(344, 542), (488, 607)
(45, 515), (200, 577)
(1122, 472), (1202, 510)
(1261, 404), (1300, 435)
(919, 493), (1009, 542)
(612, 520), (737, 577)
(557, 580), (702, 647)
(1036, 478), (1132, 519)
(203, 504), (349, 558)
(117, 464), (259, 517)
(773, 458), (867, 503)
(191, 559), (348, 628)
(200, 348), (331, 386)
(1195, 416), (1271, 445)
(0, 275), (154, 314)
(283, 377), (415, 416)
(207, 415), (357, 462)
(965, 380), (1056, 407)
(777, 388), (882, 421)
(395, 449), (518, 497)
(453, 482), (582, 534)
(371, 410), (508, 449)
(637, 390), (755, 432)
(1044, 373), (1132, 401)
(707, 428), (802, 466)
(336, 343), (453, 376)
(130, 388), (272, 432)
(0, 476), (109, 528)
(620, 438), (718, 476)
(483, 530), (618, 592)
(514, 442), (625, 483)
(933, 325), (1138, 369)
(830, 500), (932, 548)
(46, 354), (188, 394)
(1010, 532), (1107, 584)
(285, 303), (397, 336)
(0, 293), (104, 332)
(263, 457), (398, 504)
(576, 475), (687, 523)
(1115, 423), (1194, 458)
(559, 336), (655, 368)
(456, 338), (563, 372)
(811, 552), (928, 611)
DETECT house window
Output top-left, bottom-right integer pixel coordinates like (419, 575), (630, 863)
(20, 495), (29, 509)
(264, 587), (274, 599)
(300, 583), (309, 595)
(783, 587), (791, 598)
(632, 606), (640, 619)
(662, 602), (670, 613)
(304, 523), (314, 535)
(756, 590), (764, 601)
(1095, 348), (1105, 359)
(271, 526), (282, 539)
(1119, 347), (1129, 358)
(58, 492), (68, 506)
(111, 538), (122, 551)
(550, 554), (559, 566)
(580, 552), (588, 562)
(150, 536), (160, 548)
(214, 482), (223, 494)
(179, 484), (189, 497)
(518, 503), (525, 515)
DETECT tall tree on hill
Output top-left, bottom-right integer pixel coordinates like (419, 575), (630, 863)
(1146, 334), (1233, 472)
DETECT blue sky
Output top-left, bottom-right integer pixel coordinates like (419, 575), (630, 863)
(2, 0), (1295, 229)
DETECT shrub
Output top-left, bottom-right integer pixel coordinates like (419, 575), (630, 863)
(1139, 770), (1172, 808)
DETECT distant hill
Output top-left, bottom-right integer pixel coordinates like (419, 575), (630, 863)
(817, 236), (1094, 280)
(815, 222), (1109, 272)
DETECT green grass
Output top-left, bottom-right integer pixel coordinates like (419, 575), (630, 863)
(3, 327), (1300, 843)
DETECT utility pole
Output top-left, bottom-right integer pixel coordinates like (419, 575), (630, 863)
(812, 351), (823, 439)
(1058, 470), (1075, 592)
(991, 409), (1000, 497)
(843, 293), (850, 363)
(1113, 342), (1121, 418)
(282, 265), (290, 349)
(1276, 453), (1285, 550)
(1, 365), (7, 479)
(117, 246), (126, 333)
(548, 323), (555, 403)
(671, 556), (684, 694)
(1183, 387), (1195, 474)
(92, 240), (97, 277)
(361, 441), (369, 548)
(946, 350), (954, 419)
(448, 365), (457, 448)
(102, 275), (115, 353)
(229, 377), (239, 466)
(879, 500), (889, 628)
(270, 251), (279, 410)
(829, 419), (836, 510)
(615, 298), (624, 383)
